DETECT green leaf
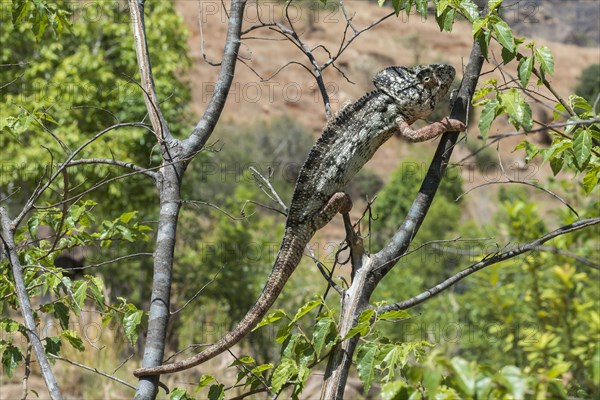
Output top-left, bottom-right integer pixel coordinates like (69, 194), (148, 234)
(312, 317), (336, 358)
(583, 167), (600, 194)
(498, 366), (528, 399)
(415, 0), (427, 16)
(2, 344), (23, 378)
(423, 367), (442, 396)
(254, 309), (286, 331)
(549, 156), (564, 176)
(356, 343), (378, 393)
(472, 17), (487, 36)
(291, 299), (322, 323)
(568, 95), (593, 112)
(500, 88), (533, 131)
(391, 0), (405, 15)
(271, 358), (297, 393)
(377, 309), (410, 321)
(170, 388), (192, 400)
(119, 211), (137, 224)
(207, 384), (224, 400)
(459, 0), (479, 22)
(276, 322), (294, 344)
(572, 129), (592, 169)
(53, 301), (70, 329)
(72, 281), (87, 315)
(514, 140), (539, 162)
(61, 330), (84, 352)
(450, 357), (476, 396)
(518, 56), (533, 86)
(123, 308), (144, 346)
(381, 380), (411, 400)
(378, 0), (387, 7)
(488, 0), (503, 12)
(479, 99), (500, 141)
(501, 46), (516, 64)
(44, 336), (62, 362)
(343, 309), (374, 340)
(492, 20), (515, 53)
(535, 46), (554, 77)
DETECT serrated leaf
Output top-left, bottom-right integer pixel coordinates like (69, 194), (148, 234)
(500, 89), (533, 131)
(312, 317), (335, 358)
(254, 309), (286, 331)
(568, 95), (592, 112)
(415, 0), (427, 16)
(356, 343), (377, 393)
(292, 299), (321, 323)
(472, 17), (486, 35)
(2, 345), (23, 378)
(479, 99), (499, 142)
(53, 301), (70, 329)
(514, 140), (539, 162)
(518, 56), (533, 86)
(501, 46), (516, 64)
(61, 330), (84, 351)
(583, 167), (600, 194)
(493, 20), (514, 53)
(459, 0), (479, 22)
(391, 0), (405, 15)
(72, 281), (87, 315)
(572, 129), (592, 169)
(44, 336), (61, 362)
(549, 155), (564, 176)
(535, 46), (554, 77)
(123, 308), (143, 346)
(276, 322), (293, 344)
(271, 358), (297, 393)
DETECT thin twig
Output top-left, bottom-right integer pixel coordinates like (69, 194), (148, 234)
(171, 266), (224, 315)
(51, 355), (136, 391)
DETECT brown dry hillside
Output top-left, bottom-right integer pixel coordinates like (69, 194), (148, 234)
(173, 0), (599, 225)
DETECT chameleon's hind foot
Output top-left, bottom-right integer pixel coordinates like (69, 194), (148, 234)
(311, 192), (353, 230)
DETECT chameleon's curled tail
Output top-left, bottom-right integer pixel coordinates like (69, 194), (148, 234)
(133, 230), (309, 377)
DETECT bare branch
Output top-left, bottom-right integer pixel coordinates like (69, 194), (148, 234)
(51, 355), (136, 391)
(13, 122), (153, 228)
(171, 266), (224, 315)
(456, 179), (579, 218)
(183, 0), (247, 157)
(379, 217), (600, 313)
(128, 0), (171, 142)
(65, 158), (157, 179)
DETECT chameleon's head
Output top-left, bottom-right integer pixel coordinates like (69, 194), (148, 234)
(373, 64), (456, 122)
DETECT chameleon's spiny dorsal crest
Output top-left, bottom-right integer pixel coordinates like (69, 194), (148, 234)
(133, 64), (463, 377)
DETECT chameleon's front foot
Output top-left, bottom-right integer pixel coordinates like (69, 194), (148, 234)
(439, 117), (466, 132)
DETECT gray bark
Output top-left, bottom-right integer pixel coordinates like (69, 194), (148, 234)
(131, 1), (246, 398)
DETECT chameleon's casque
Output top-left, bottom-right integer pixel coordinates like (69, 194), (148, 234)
(133, 64), (464, 377)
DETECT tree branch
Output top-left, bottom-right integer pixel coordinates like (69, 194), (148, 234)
(128, 0), (172, 143)
(379, 217), (600, 313)
(0, 208), (63, 400)
(182, 0), (247, 157)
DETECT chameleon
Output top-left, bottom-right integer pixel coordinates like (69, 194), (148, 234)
(133, 63), (466, 377)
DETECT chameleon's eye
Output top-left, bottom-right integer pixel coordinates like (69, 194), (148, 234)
(418, 69), (437, 89)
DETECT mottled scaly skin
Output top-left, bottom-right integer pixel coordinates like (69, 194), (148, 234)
(133, 64), (459, 377)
